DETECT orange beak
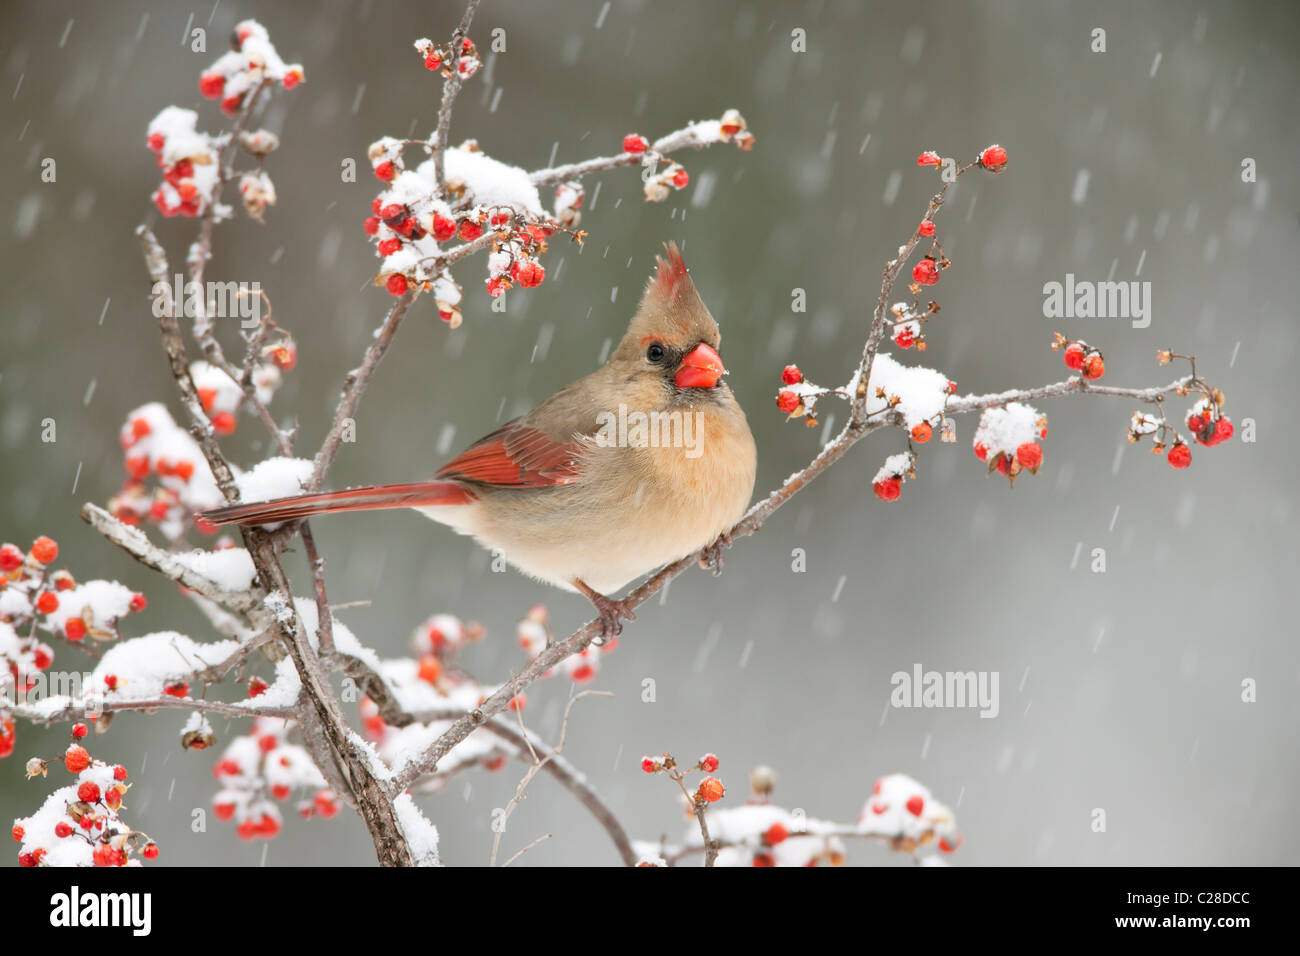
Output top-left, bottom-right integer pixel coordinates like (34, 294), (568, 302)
(674, 342), (726, 389)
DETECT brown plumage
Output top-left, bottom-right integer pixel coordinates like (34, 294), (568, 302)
(199, 243), (757, 635)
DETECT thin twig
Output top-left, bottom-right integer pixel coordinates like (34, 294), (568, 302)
(488, 689), (611, 867)
(430, 0), (483, 195)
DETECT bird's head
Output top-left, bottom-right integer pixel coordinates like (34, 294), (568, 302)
(611, 242), (727, 398)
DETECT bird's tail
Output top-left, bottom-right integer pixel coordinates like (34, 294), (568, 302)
(197, 481), (475, 527)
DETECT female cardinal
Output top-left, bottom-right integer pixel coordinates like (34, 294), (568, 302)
(199, 243), (757, 636)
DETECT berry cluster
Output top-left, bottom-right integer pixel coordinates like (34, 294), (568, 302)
(211, 717), (336, 840)
(1126, 353), (1232, 470)
(362, 138), (564, 325)
(517, 604), (616, 682)
(413, 35), (481, 80)
(638, 110), (751, 202)
(1, 538), (147, 746)
(972, 402), (1048, 485)
(772, 364), (849, 427)
(890, 300), (941, 351)
(1051, 333), (1106, 380)
(13, 733), (156, 867)
(198, 20), (304, 115)
(641, 751), (726, 809)
(152, 22), (300, 220)
(859, 773), (962, 856)
(406, 611), (484, 693)
(147, 107), (219, 219)
(872, 451), (916, 502)
(110, 400), (231, 539)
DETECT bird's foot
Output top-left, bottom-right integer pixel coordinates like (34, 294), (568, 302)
(698, 531), (733, 576)
(573, 579), (637, 644)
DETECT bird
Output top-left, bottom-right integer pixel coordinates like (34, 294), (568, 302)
(199, 243), (757, 637)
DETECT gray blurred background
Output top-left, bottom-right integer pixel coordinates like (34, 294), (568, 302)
(2, 0), (1297, 866)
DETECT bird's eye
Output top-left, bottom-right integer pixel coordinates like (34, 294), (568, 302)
(645, 343), (666, 363)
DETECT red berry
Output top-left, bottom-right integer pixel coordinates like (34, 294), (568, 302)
(36, 591), (59, 614)
(248, 677), (269, 698)
(916, 150), (941, 167)
(199, 72), (225, 98)
(918, 220), (935, 237)
(142, 843), (160, 860)
(0, 543), (24, 572)
(570, 664), (595, 682)
(697, 777), (725, 803)
(431, 214), (457, 241)
(781, 365), (803, 385)
(1167, 443), (1192, 469)
(113, 765), (127, 781)
(515, 260), (545, 288)
(72, 722), (88, 739)
(30, 536), (57, 563)
(1015, 441), (1043, 470)
(641, 756), (659, 773)
(893, 326), (916, 349)
(385, 274), (408, 297)
(1063, 342), (1086, 370)
(672, 168), (689, 188)
(103, 675), (118, 691)
(377, 238), (402, 256)
(379, 203), (405, 224)
(424, 53), (442, 71)
(873, 477), (902, 502)
(271, 783), (291, 801)
(906, 794), (925, 816)
(1212, 417), (1233, 445)
(146, 132), (165, 153)
(374, 160), (396, 182)
(282, 68), (303, 90)
(54, 822), (73, 839)
(11, 824), (23, 842)
(911, 422), (932, 444)
(65, 618), (87, 642)
(700, 753), (719, 773)
(163, 682), (189, 698)
(211, 411), (237, 435)
(622, 134), (648, 153)
(508, 694), (526, 712)
(129, 592), (147, 612)
(458, 219), (483, 241)
(979, 145), (1008, 169)
(776, 390), (800, 414)
(912, 258), (940, 286)
(78, 781), (101, 803)
(763, 822), (788, 845)
(18, 852), (36, 868)
(363, 216), (380, 236)
(996, 454), (1012, 476)
(939, 834), (962, 853)
(1082, 353), (1105, 380)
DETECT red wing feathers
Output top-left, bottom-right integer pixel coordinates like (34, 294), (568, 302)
(435, 421), (582, 488)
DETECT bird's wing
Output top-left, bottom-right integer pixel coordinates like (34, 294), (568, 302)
(435, 421), (582, 487)
(435, 373), (611, 488)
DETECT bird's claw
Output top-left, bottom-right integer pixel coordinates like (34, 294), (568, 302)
(698, 532), (733, 576)
(573, 579), (636, 645)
